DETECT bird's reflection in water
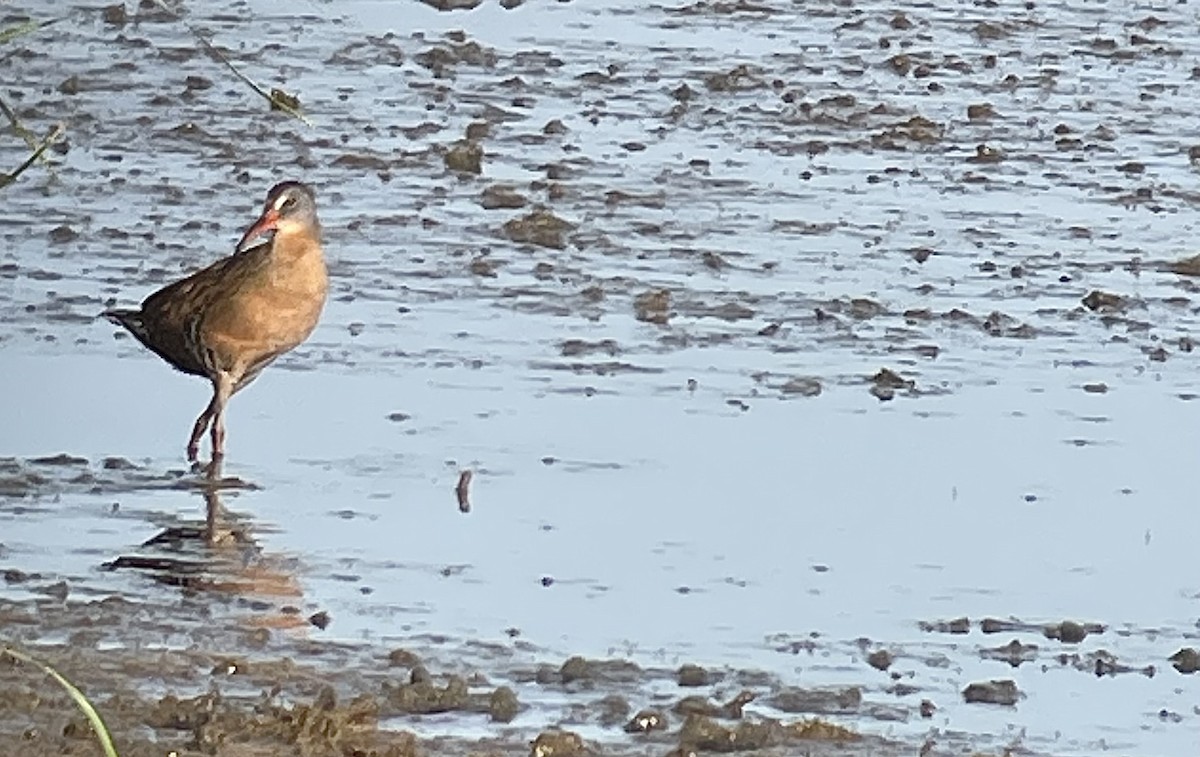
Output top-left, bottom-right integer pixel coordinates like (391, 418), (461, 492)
(105, 460), (314, 631)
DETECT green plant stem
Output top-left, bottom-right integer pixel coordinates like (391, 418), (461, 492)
(0, 122), (63, 188)
(0, 17), (63, 65)
(2, 645), (120, 757)
(151, 0), (312, 127)
(0, 94), (39, 151)
(0, 17), (61, 45)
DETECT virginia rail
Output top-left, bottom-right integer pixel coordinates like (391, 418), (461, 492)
(103, 181), (328, 465)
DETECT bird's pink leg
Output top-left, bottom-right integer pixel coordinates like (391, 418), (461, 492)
(188, 394), (217, 462)
(207, 372), (234, 463)
(188, 372), (234, 463)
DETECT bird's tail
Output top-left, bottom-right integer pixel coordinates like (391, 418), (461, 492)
(101, 307), (204, 377)
(101, 308), (151, 344)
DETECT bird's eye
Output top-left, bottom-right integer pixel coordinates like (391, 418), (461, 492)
(275, 195), (297, 213)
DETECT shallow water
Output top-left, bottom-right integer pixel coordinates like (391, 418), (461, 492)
(2, 0), (1200, 754)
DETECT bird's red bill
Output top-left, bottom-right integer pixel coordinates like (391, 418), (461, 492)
(236, 208), (280, 254)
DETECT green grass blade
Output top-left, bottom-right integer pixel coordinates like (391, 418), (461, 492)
(2, 645), (120, 757)
(0, 20), (40, 45)
(0, 122), (64, 189)
(0, 18), (61, 46)
(0, 17), (63, 153)
(150, 0), (312, 127)
(0, 94), (40, 151)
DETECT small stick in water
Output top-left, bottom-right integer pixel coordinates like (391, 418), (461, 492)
(456, 469), (473, 513)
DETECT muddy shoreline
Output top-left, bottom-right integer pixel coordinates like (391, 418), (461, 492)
(0, 596), (1003, 757)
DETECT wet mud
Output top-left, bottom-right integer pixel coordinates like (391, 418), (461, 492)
(3, 0), (1200, 755)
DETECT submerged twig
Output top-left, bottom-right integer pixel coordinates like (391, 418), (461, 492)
(0, 122), (64, 189)
(151, 0), (312, 127)
(1, 645), (121, 757)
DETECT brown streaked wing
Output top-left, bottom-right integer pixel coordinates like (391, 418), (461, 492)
(137, 249), (270, 376)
